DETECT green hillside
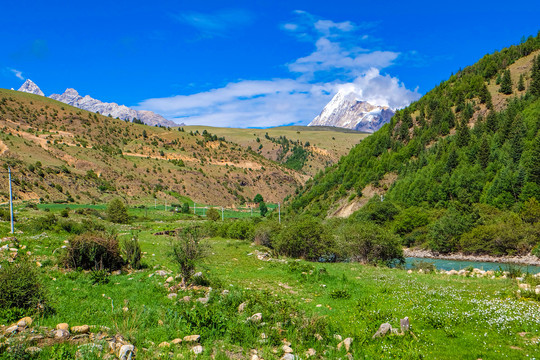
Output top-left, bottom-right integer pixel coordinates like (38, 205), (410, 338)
(290, 32), (540, 256)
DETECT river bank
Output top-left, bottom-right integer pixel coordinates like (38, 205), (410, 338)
(404, 248), (540, 266)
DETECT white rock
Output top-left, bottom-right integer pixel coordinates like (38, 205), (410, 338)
(191, 345), (203, 354)
(119, 344), (135, 360)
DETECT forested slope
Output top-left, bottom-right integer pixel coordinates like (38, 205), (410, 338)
(290, 32), (540, 256)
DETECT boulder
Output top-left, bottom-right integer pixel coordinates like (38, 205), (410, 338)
(372, 323), (392, 338)
(400, 317), (410, 332)
(54, 329), (70, 339)
(71, 325), (90, 334)
(25, 347), (42, 355)
(56, 323), (69, 331)
(249, 313), (262, 322)
(183, 335), (201, 343)
(165, 276), (174, 283)
(192, 345), (203, 354)
(17, 317), (32, 327)
(238, 302), (247, 313)
(337, 337), (353, 351)
(5, 325), (19, 334)
(280, 354), (295, 360)
(158, 341), (170, 347)
(282, 345), (293, 353)
(171, 338), (182, 345)
(167, 293), (178, 300)
(306, 348), (316, 357)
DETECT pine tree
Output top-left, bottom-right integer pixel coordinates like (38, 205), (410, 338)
(517, 73), (525, 91)
(530, 56), (540, 97)
(456, 118), (470, 147)
(496, 73), (502, 85)
(446, 149), (459, 172)
(499, 69), (513, 95)
(485, 111), (498, 133)
(528, 134), (540, 184)
(478, 134), (490, 169)
(509, 115), (526, 163)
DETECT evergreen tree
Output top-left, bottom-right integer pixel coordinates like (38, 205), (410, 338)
(485, 111), (498, 133)
(496, 73), (502, 85)
(479, 83), (492, 108)
(528, 134), (540, 184)
(456, 118), (470, 147)
(446, 149), (459, 172)
(107, 198), (129, 224)
(499, 69), (513, 95)
(478, 134), (490, 169)
(517, 73), (525, 91)
(531, 56), (540, 97)
(509, 115), (526, 163)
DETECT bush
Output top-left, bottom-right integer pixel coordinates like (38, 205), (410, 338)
(0, 260), (48, 313)
(353, 199), (400, 225)
(62, 232), (124, 271)
(254, 221), (282, 247)
(122, 235), (142, 269)
(337, 222), (404, 266)
(0, 208), (13, 222)
(393, 206), (429, 235)
(206, 208), (220, 221)
(227, 220), (255, 240)
(170, 227), (208, 284)
(106, 198), (129, 224)
(274, 216), (334, 260)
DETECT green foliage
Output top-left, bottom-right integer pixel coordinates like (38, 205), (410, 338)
(106, 198), (129, 224)
(62, 232), (124, 271)
(181, 202), (191, 214)
(499, 69), (513, 94)
(259, 201), (268, 217)
(329, 289), (351, 299)
(253, 194), (264, 203)
(206, 208), (220, 221)
(169, 227), (207, 284)
(393, 206), (429, 235)
(284, 145), (309, 170)
(89, 269), (110, 285)
(274, 216), (334, 261)
(0, 260), (48, 314)
(521, 197), (540, 224)
(353, 199), (400, 225)
(0, 208), (13, 222)
(428, 205), (477, 253)
(122, 235), (143, 269)
(254, 221), (282, 247)
(337, 222), (404, 265)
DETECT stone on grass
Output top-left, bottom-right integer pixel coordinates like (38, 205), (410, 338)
(183, 335), (201, 343)
(400, 317), (410, 332)
(249, 313), (262, 322)
(238, 302), (247, 313)
(71, 325), (90, 334)
(372, 323), (392, 339)
(333, 334), (342, 341)
(56, 323), (69, 331)
(338, 338), (353, 351)
(280, 354), (295, 360)
(171, 338), (182, 345)
(158, 341), (170, 348)
(167, 293), (178, 300)
(306, 348), (316, 357)
(251, 355), (260, 360)
(54, 329), (70, 339)
(5, 325), (19, 334)
(155, 270), (167, 276)
(119, 344), (135, 360)
(282, 345), (293, 353)
(314, 333), (323, 341)
(165, 276), (174, 283)
(17, 317), (32, 327)
(191, 345), (203, 354)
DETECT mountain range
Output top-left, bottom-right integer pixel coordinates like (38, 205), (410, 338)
(17, 79), (179, 127)
(308, 89), (395, 133)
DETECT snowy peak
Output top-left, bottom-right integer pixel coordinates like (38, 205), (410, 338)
(309, 89), (394, 133)
(16, 80), (180, 127)
(18, 79), (44, 96)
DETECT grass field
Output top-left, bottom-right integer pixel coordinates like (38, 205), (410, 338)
(1, 205), (539, 359)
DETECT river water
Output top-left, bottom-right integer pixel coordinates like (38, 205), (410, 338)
(405, 257), (540, 274)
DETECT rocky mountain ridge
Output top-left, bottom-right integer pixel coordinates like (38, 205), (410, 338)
(309, 89), (395, 133)
(17, 79), (179, 127)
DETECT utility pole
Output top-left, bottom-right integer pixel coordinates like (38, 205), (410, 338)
(194, 203), (196, 215)
(165, 200), (167, 212)
(221, 207), (224, 221)
(8, 166), (14, 234)
(278, 202), (281, 224)
(154, 198), (157, 209)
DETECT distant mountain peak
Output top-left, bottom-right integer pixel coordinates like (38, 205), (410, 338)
(16, 80), (181, 127)
(308, 89), (394, 133)
(18, 79), (44, 97)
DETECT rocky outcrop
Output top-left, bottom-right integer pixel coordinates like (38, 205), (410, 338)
(309, 89), (394, 133)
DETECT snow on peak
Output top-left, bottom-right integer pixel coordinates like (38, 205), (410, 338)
(18, 79), (44, 96)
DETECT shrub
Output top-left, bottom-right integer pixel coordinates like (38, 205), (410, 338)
(206, 208), (220, 221)
(27, 213), (57, 232)
(259, 202), (268, 217)
(181, 202), (190, 214)
(106, 198), (129, 224)
(0, 208), (13, 222)
(353, 199), (400, 225)
(122, 235), (142, 269)
(227, 220), (255, 240)
(62, 232), (124, 271)
(337, 222), (404, 266)
(170, 227), (208, 284)
(274, 216), (334, 260)
(0, 260), (48, 313)
(60, 208), (69, 218)
(89, 269), (110, 285)
(393, 206), (429, 235)
(411, 260), (436, 272)
(254, 221), (282, 247)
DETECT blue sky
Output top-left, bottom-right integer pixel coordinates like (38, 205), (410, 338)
(1, 0), (539, 127)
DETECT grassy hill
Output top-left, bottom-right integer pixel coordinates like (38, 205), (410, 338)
(290, 32), (540, 256)
(0, 89), (317, 207)
(185, 125), (369, 176)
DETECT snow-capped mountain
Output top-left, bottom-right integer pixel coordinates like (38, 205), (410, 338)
(17, 80), (179, 127)
(18, 79), (44, 96)
(309, 89), (395, 133)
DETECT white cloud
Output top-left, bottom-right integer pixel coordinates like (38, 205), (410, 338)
(140, 11), (420, 128)
(9, 68), (24, 80)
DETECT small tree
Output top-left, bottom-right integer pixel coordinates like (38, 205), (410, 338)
(253, 194), (264, 203)
(259, 202), (268, 217)
(107, 198), (129, 224)
(181, 202), (190, 214)
(206, 208), (220, 221)
(499, 69), (513, 95)
(170, 228), (207, 285)
(122, 235), (142, 269)
(518, 73), (525, 91)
